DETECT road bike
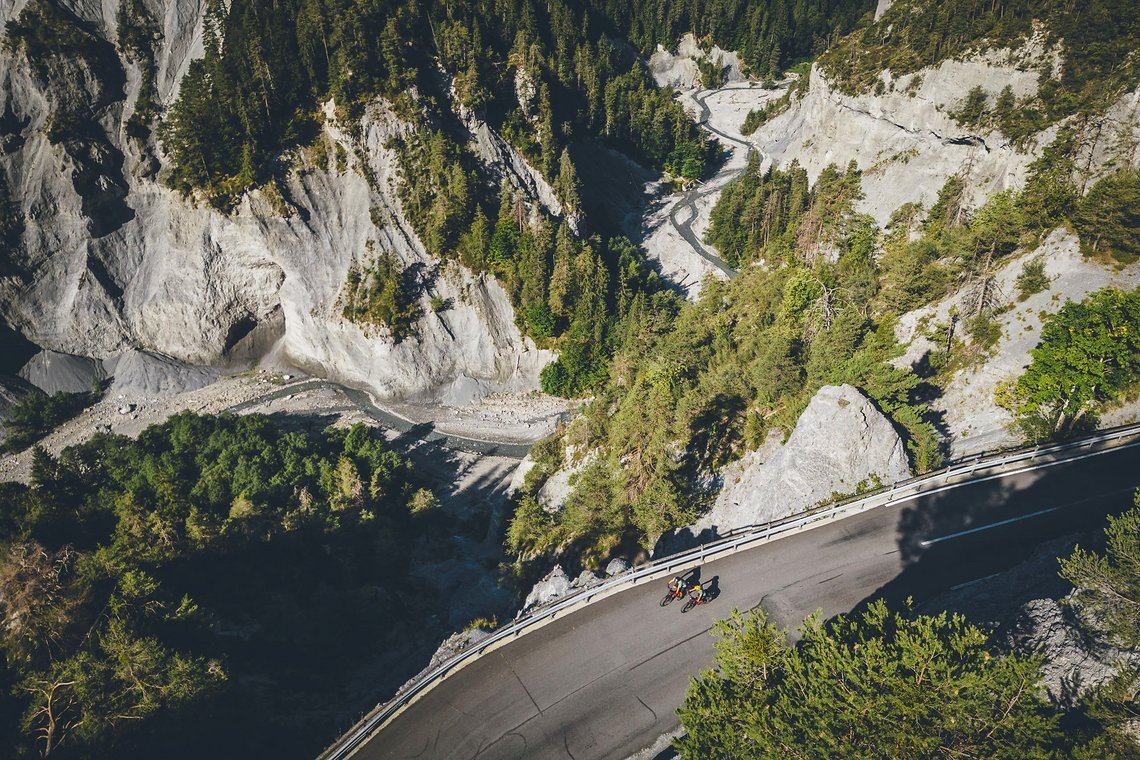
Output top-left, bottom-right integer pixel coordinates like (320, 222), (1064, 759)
(660, 583), (686, 607)
(681, 594), (709, 613)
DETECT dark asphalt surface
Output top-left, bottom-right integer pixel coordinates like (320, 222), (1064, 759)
(349, 441), (1140, 760)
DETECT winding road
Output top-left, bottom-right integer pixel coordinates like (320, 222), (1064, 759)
(334, 434), (1140, 760)
(224, 379), (537, 458)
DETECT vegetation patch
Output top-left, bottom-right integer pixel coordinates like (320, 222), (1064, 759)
(676, 602), (1063, 758)
(2, 391), (99, 453)
(997, 287), (1140, 442)
(1016, 257), (1051, 300)
(0, 414), (433, 758)
(340, 248), (420, 341)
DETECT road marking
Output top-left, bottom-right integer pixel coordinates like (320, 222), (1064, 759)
(919, 506), (1060, 546)
(920, 483), (1140, 547)
(950, 572), (1002, 591)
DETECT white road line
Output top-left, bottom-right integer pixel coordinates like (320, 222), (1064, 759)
(950, 572), (1002, 591)
(920, 507), (1060, 546)
(920, 484), (1140, 547)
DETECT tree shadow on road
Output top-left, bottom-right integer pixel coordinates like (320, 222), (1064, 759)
(849, 444), (1140, 625)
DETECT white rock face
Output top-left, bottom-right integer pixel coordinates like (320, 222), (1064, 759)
(0, 6), (553, 406)
(522, 564), (572, 611)
(649, 33), (746, 89)
(464, 112), (568, 226)
(754, 55), (1069, 225)
(894, 229), (1140, 458)
(698, 384), (911, 532)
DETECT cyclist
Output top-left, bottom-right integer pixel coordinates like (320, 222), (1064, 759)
(688, 582), (705, 604)
(667, 576), (688, 597)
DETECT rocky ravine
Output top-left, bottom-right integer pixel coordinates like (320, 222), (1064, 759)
(0, 0), (560, 419)
(754, 49), (1140, 226)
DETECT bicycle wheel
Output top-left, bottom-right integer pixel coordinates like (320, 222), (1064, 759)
(660, 593), (676, 607)
(681, 598), (696, 614)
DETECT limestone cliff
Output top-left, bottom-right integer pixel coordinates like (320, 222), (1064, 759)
(697, 384), (912, 533)
(752, 50), (1140, 226)
(0, 0), (553, 403)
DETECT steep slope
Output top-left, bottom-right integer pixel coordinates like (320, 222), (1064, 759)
(0, 0), (553, 405)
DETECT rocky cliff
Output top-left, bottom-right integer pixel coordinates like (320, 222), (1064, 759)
(696, 384), (912, 533)
(751, 49), (1140, 226)
(0, 0), (553, 404)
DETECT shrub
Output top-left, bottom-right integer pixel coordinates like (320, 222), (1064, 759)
(1016, 258), (1051, 300)
(2, 391), (95, 453)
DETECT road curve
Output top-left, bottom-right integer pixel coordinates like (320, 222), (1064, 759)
(224, 379), (536, 458)
(667, 89), (744, 279)
(344, 440), (1140, 760)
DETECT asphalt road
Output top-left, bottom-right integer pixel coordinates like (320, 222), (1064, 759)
(349, 441), (1140, 760)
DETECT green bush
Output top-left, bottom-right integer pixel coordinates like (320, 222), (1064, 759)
(340, 250), (419, 341)
(676, 602), (1061, 758)
(997, 287), (1140, 441)
(1073, 169), (1140, 263)
(1016, 258), (1051, 300)
(2, 391), (95, 453)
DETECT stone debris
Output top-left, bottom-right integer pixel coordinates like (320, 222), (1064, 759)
(522, 565), (573, 612)
(605, 558), (631, 576)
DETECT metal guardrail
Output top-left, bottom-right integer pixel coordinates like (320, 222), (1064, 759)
(319, 422), (1140, 760)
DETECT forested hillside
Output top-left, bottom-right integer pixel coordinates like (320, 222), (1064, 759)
(0, 414), (447, 758)
(510, 0), (1140, 566)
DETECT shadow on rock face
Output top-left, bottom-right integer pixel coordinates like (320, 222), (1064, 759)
(651, 525), (721, 559)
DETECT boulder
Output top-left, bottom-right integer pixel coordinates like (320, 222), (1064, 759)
(697, 384), (911, 533)
(522, 565), (572, 611)
(426, 627), (494, 671)
(572, 570), (604, 589)
(605, 558), (631, 576)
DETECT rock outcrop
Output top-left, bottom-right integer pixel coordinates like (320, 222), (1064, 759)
(18, 350), (106, 394)
(604, 558), (631, 576)
(1011, 598), (1140, 706)
(522, 564), (572, 611)
(754, 59), (1042, 226)
(649, 33), (745, 89)
(752, 49), (1139, 227)
(697, 384), (912, 533)
(0, 1), (554, 407)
